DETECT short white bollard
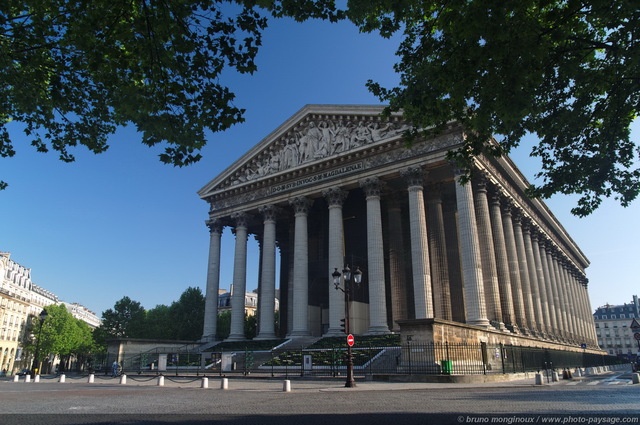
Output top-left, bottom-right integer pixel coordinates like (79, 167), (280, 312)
(88, 374), (94, 383)
(283, 380), (291, 392)
(632, 373), (640, 385)
(157, 375), (164, 386)
(24, 375), (31, 383)
(534, 374), (543, 385)
(59, 374), (66, 383)
(119, 374), (127, 385)
(13, 375), (19, 382)
(221, 378), (228, 390)
(34, 375), (40, 383)
(552, 371), (559, 382)
(201, 377), (209, 389)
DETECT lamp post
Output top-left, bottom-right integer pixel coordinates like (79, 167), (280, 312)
(332, 265), (362, 388)
(30, 309), (48, 378)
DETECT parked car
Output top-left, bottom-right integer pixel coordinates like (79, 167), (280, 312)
(17, 369), (31, 376)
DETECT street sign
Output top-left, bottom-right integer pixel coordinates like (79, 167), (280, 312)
(631, 318), (640, 330)
(634, 333), (640, 341)
(347, 334), (355, 347)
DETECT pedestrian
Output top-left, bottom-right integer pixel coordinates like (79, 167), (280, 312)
(112, 360), (119, 377)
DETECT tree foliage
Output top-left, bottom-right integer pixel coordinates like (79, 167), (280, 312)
(98, 296), (146, 338)
(345, 0), (640, 216)
(35, 304), (94, 359)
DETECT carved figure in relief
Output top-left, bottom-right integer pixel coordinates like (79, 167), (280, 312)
(368, 122), (392, 142)
(283, 138), (299, 169)
(350, 120), (371, 148)
(315, 120), (333, 158)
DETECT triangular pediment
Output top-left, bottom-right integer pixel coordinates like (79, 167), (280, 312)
(198, 105), (409, 199)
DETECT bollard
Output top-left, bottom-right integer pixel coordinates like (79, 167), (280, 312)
(25, 375), (31, 383)
(59, 374), (66, 383)
(221, 378), (228, 390)
(157, 375), (164, 386)
(13, 375), (19, 382)
(632, 373), (640, 385)
(34, 375), (40, 383)
(283, 380), (291, 392)
(201, 377), (209, 389)
(88, 374), (94, 383)
(575, 368), (582, 377)
(562, 369), (569, 379)
(552, 371), (559, 382)
(120, 374), (127, 385)
(535, 374), (543, 385)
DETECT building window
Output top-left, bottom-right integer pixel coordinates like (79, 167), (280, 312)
(602, 315), (607, 319)
(621, 314), (626, 319)
(611, 314), (617, 319)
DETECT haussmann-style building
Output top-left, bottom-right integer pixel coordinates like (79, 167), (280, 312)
(197, 105), (601, 354)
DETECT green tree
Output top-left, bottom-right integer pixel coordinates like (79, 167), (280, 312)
(144, 304), (173, 340)
(33, 304), (95, 372)
(216, 310), (231, 340)
(98, 296), (146, 338)
(344, 0), (640, 216)
(169, 286), (205, 340)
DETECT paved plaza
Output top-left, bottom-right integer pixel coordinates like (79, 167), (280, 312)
(1, 371), (638, 425)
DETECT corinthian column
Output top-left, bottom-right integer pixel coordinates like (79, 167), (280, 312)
(502, 200), (528, 333)
(288, 196), (313, 337)
(426, 184), (452, 321)
(530, 229), (552, 337)
(401, 167), (434, 319)
(227, 212), (249, 341)
(512, 211), (537, 334)
(360, 177), (390, 334)
(473, 175), (504, 330)
(489, 188), (516, 331)
(202, 218), (223, 342)
(323, 187), (347, 336)
(256, 205), (278, 340)
(454, 170), (489, 328)
(387, 192), (409, 330)
(522, 220), (545, 336)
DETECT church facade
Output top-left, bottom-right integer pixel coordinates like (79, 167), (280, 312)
(198, 105), (599, 351)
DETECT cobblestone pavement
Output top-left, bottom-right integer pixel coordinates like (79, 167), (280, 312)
(1, 372), (638, 425)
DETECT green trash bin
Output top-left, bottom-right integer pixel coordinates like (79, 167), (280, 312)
(441, 360), (452, 375)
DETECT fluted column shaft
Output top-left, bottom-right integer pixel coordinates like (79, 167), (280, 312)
(402, 167), (434, 319)
(473, 177), (503, 329)
(530, 230), (552, 336)
(360, 177), (390, 334)
(539, 241), (559, 338)
(256, 206), (278, 340)
(289, 196), (312, 336)
(489, 190), (516, 329)
(523, 222), (545, 335)
(502, 202), (528, 332)
(324, 187), (347, 336)
(560, 262), (577, 341)
(512, 213), (537, 333)
(202, 219), (223, 342)
(427, 186), (452, 320)
(387, 193), (409, 329)
(454, 173), (489, 327)
(228, 213), (249, 341)
(550, 251), (569, 340)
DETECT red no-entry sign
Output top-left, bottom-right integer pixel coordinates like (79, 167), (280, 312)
(347, 334), (355, 347)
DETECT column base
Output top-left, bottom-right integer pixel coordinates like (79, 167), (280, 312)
(467, 319), (491, 328)
(323, 329), (346, 337)
(287, 330), (311, 337)
(225, 333), (246, 341)
(365, 326), (391, 335)
(254, 333), (278, 340)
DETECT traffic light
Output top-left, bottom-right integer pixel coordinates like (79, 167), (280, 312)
(340, 318), (346, 333)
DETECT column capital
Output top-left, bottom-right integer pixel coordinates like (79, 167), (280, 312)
(205, 218), (223, 234)
(360, 177), (385, 198)
(322, 187), (348, 207)
(290, 196), (313, 215)
(401, 166), (428, 189)
(259, 205), (280, 222)
(231, 212), (249, 228)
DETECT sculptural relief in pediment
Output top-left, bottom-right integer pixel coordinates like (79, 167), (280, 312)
(225, 116), (411, 188)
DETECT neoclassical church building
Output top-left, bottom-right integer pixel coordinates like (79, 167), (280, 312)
(198, 105), (599, 351)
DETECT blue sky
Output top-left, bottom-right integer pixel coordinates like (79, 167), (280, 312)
(1, 16), (638, 318)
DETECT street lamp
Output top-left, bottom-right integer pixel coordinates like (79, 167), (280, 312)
(332, 265), (362, 388)
(30, 309), (48, 378)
